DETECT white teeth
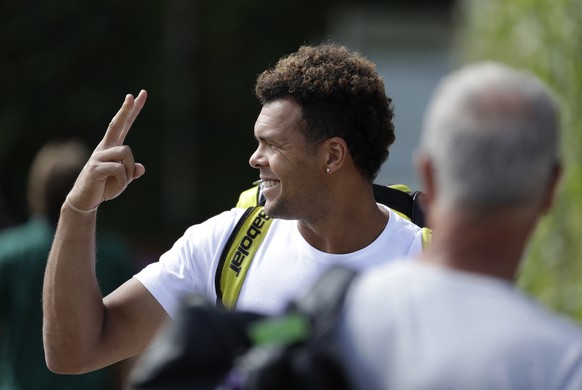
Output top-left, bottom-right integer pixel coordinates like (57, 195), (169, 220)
(262, 180), (279, 189)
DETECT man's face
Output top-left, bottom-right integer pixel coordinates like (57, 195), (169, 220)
(249, 98), (325, 220)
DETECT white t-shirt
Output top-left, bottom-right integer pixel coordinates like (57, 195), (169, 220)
(335, 261), (582, 390)
(135, 205), (423, 317)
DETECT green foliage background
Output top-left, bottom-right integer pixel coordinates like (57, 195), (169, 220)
(457, 0), (582, 321)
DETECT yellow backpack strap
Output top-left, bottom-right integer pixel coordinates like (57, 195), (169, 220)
(215, 206), (273, 309)
(421, 227), (432, 249)
(236, 186), (261, 208)
(387, 183), (411, 193)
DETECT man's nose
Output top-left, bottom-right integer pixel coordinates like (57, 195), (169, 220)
(249, 147), (265, 168)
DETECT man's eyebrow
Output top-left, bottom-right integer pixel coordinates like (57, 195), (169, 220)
(255, 132), (280, 144)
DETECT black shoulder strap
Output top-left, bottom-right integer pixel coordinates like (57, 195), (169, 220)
(373, 184), (426, 227)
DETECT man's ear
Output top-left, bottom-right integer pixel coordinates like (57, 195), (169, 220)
(541, 161), (562, 214)
(414, 151), (437, 212)
(323, 137), (348, 174)
(415, 151), (435, 199)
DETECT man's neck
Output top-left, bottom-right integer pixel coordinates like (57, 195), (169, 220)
(423, 209), (538, 282)
(297, 198), (389, 254)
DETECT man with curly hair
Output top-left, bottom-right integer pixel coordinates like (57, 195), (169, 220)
(43, 43), (424, 374)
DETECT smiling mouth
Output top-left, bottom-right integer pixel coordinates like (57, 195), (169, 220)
(261, 180), (280, 189)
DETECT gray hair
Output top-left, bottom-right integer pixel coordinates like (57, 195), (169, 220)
(419, 62), (560, 212)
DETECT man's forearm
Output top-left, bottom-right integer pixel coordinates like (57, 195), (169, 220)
(42, 203), (105, 373)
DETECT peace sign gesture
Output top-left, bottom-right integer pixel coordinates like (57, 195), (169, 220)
(66, 90), (148, 212)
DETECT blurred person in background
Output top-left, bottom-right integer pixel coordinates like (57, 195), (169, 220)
(0, 140), (136, 389)
(333, 62), (582, 389)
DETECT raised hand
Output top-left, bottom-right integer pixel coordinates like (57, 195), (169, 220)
(66, 90), (148, 212)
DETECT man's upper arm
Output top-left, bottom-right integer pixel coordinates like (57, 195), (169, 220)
(94, 277), (170, 370)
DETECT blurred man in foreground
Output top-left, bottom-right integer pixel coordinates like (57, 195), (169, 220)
(334, 62), (582, 389)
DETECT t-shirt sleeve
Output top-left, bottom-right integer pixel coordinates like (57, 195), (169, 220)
(386, 208), (424, 258)
(134, 208), (245, 319)
(407, 229), (424, 257)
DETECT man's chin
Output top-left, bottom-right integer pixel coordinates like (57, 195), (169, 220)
(263, 202), (292, 220)
(263, 203), (278, 218)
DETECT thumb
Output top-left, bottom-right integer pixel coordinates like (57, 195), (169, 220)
(133, 163), (146, 180)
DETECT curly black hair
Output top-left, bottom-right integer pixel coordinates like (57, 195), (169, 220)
(255, 43), (395, 181)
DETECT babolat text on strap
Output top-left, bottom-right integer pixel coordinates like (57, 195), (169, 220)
(215, 206), (273, 309)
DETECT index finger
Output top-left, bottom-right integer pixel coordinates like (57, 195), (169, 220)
(102, 94), (136, 147)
